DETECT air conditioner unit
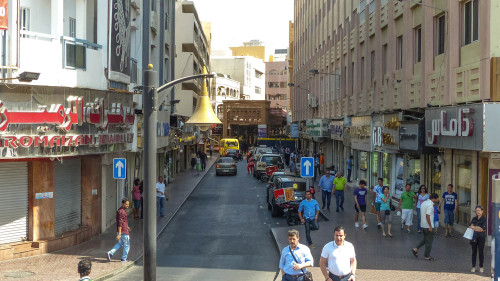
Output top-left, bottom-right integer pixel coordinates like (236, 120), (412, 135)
(307, 94), (318, 108)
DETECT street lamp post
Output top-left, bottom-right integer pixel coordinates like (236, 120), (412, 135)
(142, 66), (219, 281)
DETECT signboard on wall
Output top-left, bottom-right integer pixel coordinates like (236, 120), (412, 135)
(330, 120), (343, 140)
(306, 119), (329, 137)
(108, 0), (131, 84)
(258, 125), (267, 138)
(372, 113), (400, 152)
(291, 123), (299, 138)
(0, 0), (8, 30)
(349, 116), (372, 151)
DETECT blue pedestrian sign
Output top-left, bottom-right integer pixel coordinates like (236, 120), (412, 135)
(300, 157), (314, 178)
(113, 158), (126, 179)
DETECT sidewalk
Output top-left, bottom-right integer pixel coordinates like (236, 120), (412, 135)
(0, 156), (218, 281)
(271, 181), (492, 281)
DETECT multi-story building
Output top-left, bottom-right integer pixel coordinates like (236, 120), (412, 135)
(293, 0), (500, 235)
(265, 59), (288, 137)
(211, 56), (265, 101)
(211, 73), (241, 120)
(0, 0), (174, 260)
(229, 39), (266, 60)
(288, 21), (295, 129)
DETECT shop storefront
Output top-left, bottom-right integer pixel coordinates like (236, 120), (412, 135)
(0, 87), (135, 259)
(306, 119), (330, 159)
(425, 103), (500, 234)
(330, 120), (344, 172)
(348, 116), (373, 186)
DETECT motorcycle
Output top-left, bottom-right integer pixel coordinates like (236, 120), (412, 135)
(283, 202), (301, 226)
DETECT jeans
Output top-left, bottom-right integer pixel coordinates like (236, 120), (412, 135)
(471, 236), (486, 267)
(157, 196), (165, 216)
(304, 218), (319, 245)
(335, 190), (345, 210)
(416, 208), (422, 231)
(321, 190), (332, 209)
(347, 169), (352, 182)
(444, 209), (455, 225)
(108, 233), (130, 261)
(201, 161), (207, 171)
(282, 274), (305, 281)
(416, 228), (435, 258)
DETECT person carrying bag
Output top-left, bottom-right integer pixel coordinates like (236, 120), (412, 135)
(289, 246), (314, 281)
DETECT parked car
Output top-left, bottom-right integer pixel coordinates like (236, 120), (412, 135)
(266, 172), (298, 189)
(266, 177), (308, 218)
(215, 157), (237, 176)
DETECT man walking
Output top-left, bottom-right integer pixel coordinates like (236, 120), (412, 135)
(372, 178), (384, 228)
(279, 229), (314, 281)
(353, 180), (368, 229)
(209, 145), (213, 157)
(320, 226), (357, 281)
(398, 183), (416, 233)
(319, 170), (335, 211)
(439, 184), (458, 237)
(412, 193), (440, 261)
(333, 172), (347, 212)
(298, 191), (320, 248)
(200, 151), (207, 171)
(107, 198), (131, 263)
(78, 259), (92, 281)
(156, 176), (166, 217)
(347, 156), (353, 182)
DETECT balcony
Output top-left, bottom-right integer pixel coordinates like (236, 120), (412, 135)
(18, 31), (105, 90)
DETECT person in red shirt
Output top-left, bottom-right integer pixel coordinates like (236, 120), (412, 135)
(107, 198), (131, 263)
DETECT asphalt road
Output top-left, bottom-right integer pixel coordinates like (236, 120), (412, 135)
(109, 159), (286, 281)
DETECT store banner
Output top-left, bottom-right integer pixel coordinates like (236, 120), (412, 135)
(372, 113), (400, 152)
(108, 0), (131, 84)
(0, 0), (7, 30)
(400, 123), (421, 151)
(349, 116), (372, 151)
(330, 120), (343, 140)
(258, 125), (267, 138)
(306, 119), (329, 137)
(290, 123), (299, 138)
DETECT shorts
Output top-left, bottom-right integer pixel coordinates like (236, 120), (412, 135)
(434, 221), (439, 228)
(355, 204), (367, 213)
(375, 202), (382, 212)
(444, 209), (455, 225)
(401, 209), (413, 226)
(380, 210), (392, 224)
(133, 199), (141, 209)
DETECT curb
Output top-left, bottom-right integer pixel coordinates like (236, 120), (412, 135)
(94, 158), (218, 281)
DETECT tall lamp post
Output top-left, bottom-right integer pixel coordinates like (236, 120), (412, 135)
(143, 66), (220, 281)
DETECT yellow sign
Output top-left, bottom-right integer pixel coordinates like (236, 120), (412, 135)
(293, 183), (298, 189)
(498, 210), (500, 219)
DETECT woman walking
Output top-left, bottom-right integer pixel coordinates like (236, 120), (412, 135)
(469, 205), (487, 273)
(132, 179), (141, 219)
(380, 186), (393, 237)
(416, 185), (429, 233)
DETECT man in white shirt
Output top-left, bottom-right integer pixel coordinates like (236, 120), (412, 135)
(320, 226), (356, 281)
(412, 193), (439, 261)
(156, 176), (166, 217)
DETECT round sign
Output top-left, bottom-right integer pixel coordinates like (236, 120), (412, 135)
(293, 183), (298, 189)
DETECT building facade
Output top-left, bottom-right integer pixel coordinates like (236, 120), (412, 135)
(293, 0), (500, 236)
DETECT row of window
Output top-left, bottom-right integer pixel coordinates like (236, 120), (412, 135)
(267, 82), (287, 88)
(268, 69), (287, 76)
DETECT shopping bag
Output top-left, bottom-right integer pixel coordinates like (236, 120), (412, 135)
(463, 228), (474, 240)
(370, 203), (376, 215)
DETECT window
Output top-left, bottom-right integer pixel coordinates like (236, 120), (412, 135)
(280, 82), (286, 88)
(20, 7), (30, 33)
(415, 27), (422, 63)
(359, 0), (367, 24)
(396, 36), (403, 70)
(369, 0), (376, 15)
(69, 17), (76, 37)
(436, 15), (445, 55)
(65, 42), (86, 69)
(382, 44), (387, 76)
(151, 0), (155, 11)
(255, 86), (261, 94)
(370, 51), (375, 85)
(360, 57), (365, 90)
(464, 0), (479, 45)
(268, 82), (279, 88)
(351, 62), (354, 94)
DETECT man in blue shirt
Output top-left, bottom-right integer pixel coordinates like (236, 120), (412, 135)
(319, 170), (335, 211)
(299, 191), (320, 247)
(438, 184), (458, 237)
(279, 229), (313, 281)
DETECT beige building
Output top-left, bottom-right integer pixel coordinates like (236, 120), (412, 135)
(230, 40), (266, 60)
(293, 0), (500, 236)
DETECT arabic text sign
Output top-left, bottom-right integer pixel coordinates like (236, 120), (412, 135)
(425, 104), (483, 150)
(35, 192), (53, 199)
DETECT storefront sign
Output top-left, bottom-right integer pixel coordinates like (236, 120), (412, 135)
(291, 123), (299, 138)
(35, 192), (53, 199)
(349, 116), (372, 151)
(372, 114), (400, 152)
(258, 124), (267, 138)
(0, 97), (135, 132)
(330, 120), (343, 140)
(108, 0), (131, 84)
(0, 133), (134, 148)
(0, 0), (8, 30)
(399, 123), (421, 151)
(306, 119), (330, 137)
(425, 104), (483, 150)
(211, 124), (223, 135)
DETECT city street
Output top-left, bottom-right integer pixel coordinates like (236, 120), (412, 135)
(109, 159), (283, 281)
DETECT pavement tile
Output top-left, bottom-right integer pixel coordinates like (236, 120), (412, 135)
(0, 156), (218, 281)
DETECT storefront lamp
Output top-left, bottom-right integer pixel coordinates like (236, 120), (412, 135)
(185, 67), (222, 131)
(18, 71), (41, 82)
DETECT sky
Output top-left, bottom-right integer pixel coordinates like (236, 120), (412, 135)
(190, 0), (294, 58)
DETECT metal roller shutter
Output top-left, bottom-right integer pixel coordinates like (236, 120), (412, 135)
(105, 165), (117, 228)
(0, 162), (28, 244)
(55, 159), (82, 235)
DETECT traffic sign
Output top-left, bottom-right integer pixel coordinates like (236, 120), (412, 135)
(300, 157), (314, 178)
(113, 158), (126, 179)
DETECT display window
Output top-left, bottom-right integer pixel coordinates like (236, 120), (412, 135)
(455, 154), (472, 226)
(406, 154), (421, 193)
(359, 151), (368, 182)
(382, 153), (392, 186)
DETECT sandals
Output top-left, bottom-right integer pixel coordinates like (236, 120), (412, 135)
(424, 257), (436, 261)
(411, 249), (418, 257)
(388, 233), (393, 237)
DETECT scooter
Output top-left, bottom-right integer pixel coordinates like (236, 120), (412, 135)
(283, 202), (301, 226)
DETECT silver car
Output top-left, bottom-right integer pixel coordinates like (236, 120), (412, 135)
(215, 157), (237, 176)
